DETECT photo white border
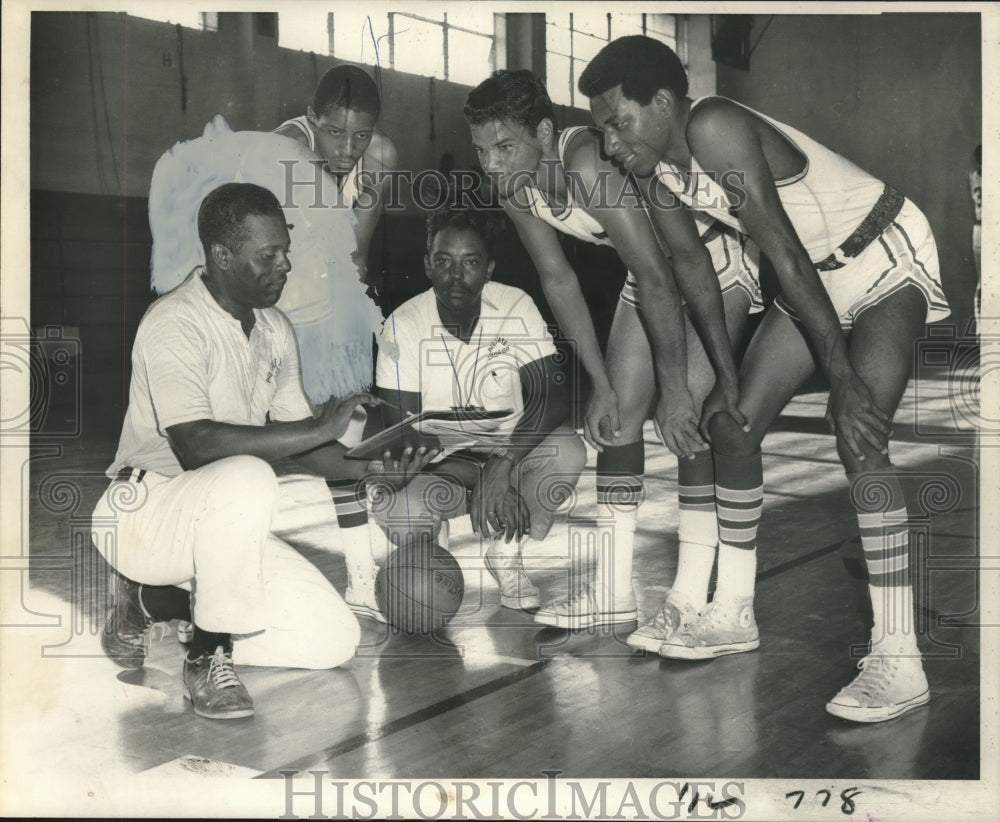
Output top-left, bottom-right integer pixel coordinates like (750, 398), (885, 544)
(2, 1), (996, 818)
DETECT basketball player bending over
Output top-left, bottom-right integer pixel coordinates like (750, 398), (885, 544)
(580, 36), (949, 722)
(464, 70), (760, 634)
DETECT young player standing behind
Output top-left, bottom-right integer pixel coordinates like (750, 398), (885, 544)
(274, 64), (396, 288)
(580, 36), (949, 722)
(464, 71), (762, 636)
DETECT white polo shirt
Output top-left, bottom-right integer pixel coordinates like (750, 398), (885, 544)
(375, 282), (556, 436)
(108, 268), (313, 478)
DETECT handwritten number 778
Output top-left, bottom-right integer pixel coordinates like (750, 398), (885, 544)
(785, 788), (862, 814)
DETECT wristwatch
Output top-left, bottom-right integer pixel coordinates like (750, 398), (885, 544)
(489, 447), (517, 466)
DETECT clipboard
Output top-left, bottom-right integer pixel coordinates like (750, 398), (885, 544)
(344, 407), (516, 460)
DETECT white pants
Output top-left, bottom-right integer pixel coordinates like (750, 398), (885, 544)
(91, 455), (361, 669)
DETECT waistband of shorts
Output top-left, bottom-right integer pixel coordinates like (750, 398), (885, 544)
(698, 219), (732, 245)
(815, 184), (905, 271)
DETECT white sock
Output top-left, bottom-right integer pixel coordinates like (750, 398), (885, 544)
(715, 543), (757, 600)
(342, 524), (377, 597)
(594, 503), (637, 607)
(673, 508), (718, 610)
(870, 584), (919, 656)
(676, 455), (719, 609)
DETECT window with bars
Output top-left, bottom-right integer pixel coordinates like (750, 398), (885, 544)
(545, 12), (679, 109)
(387, 10), (496, 85)
(278, 11), (497, 87)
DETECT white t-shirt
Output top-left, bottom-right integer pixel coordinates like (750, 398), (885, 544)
(108, 269), (312, 478)
(375, 282), (556, 436)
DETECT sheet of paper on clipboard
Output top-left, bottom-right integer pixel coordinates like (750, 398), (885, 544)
(344, 407), (517, 460)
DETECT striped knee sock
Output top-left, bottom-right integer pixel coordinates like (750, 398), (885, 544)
(326, 478), (369, 531)
(850, 470), (917, 654)
(594, 441), (644, 606)
(714, 451), (763, 599)
(674, 449), (718, 610)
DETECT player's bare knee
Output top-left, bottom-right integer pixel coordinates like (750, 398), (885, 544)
(835, 434), (891, 476)
(708, 411), (758, 456)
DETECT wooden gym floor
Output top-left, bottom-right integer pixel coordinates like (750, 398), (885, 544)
(7, 346), (984, 806)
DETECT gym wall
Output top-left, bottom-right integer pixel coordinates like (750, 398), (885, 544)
(716, 12), (982, 333)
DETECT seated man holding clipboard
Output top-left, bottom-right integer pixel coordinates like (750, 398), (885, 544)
(369, 207), (586, 610)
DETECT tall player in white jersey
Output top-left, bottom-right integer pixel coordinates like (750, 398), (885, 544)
(464, 70), (761, 635)
(581, 36), (949, 723)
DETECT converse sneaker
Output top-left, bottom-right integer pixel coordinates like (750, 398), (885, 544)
(825, 652), (930, 723)
(101, 574), (153, 669)
(346, 598), (388, 623)
(183, 646), (254, 720)
(658, 595), (759, 659)
(484, 547), (541, 610)
(534, 585), (638, 630)
(627, 590), (700, 652)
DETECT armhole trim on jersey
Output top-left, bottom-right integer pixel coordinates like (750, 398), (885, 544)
(691, 96), (809, 187)
(276, 116), (316, 153)
(555, 127), (598, 220)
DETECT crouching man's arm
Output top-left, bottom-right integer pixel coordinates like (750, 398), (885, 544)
(470, 354), (572, 542)
(166, 392), (375, 472)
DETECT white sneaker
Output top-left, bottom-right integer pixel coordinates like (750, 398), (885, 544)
(826, 652), (930, 723)
(534, 585), (638, 630)
(345, 562), (388, 623)
(484, 548), (541, 611)
(627, 590), (700, 652)
(658, 595), (759, 659)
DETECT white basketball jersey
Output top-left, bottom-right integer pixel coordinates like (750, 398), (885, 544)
(522, 126), (718, 247)
(274, 115), (363, 208)
(654, 97), (887, 261)
(520, 127), (613, 246)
